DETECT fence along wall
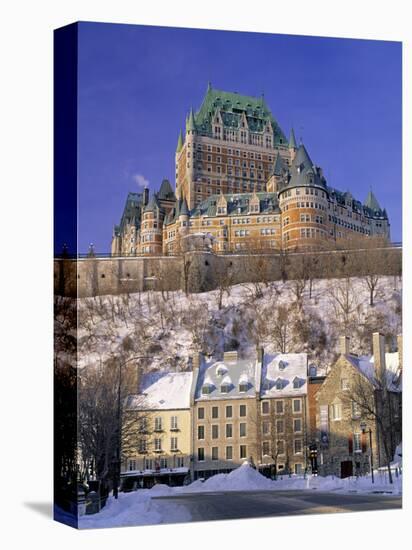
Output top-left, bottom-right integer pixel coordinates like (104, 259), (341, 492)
(54, 247), (402, 298)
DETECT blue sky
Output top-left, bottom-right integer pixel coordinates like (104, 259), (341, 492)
(77, 22), (402, 253)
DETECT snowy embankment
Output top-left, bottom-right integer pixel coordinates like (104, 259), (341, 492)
(78, 463), (401, 528)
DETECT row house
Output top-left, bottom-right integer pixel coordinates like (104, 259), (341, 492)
(121, 371), (193, 489)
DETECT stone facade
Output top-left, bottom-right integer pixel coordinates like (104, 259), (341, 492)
(315, 334), (402, 478)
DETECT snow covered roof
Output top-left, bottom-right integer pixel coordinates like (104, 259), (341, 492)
(126, 372), (193, 410)
(196, 357), (257, 400)
(345, 352), (401, 392)
(261, 353), (308, 397)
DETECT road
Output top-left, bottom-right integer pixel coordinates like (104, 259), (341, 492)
(153, 489), (401, 522)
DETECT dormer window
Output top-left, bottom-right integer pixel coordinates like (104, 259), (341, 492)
(293, 377), (301, 389)
(202, 384), (212, 395)
(278, 360), (287, 371)
(275, 379), (283, 390)
(239, 382), (248, 392)
(220, 383), (230, 394)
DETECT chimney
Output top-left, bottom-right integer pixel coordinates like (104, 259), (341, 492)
(192, 351), (202, 372)
(256, 346), (264, 365)
(190, 351), (202, 406)
(397, 334), (402, 371)
(339, 336), (350, 356)
(143, 187), (149, 206)
(223, 350), (238, 362)
(372, 332), (386, 383)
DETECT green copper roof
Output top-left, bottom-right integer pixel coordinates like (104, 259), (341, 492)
(176, 131), (183, 152)
(144, 193), (161, 213)
(289, 128), (297, 149)
(192, 85), (287, 144)
(364, 190), (382, 212)
(158, 178), (175, 200)
(272, 152), (285, 176)
(190, 192), (280, 218)
(179, 197), (189, 216)
(279, 144), (327, 192)
(186, 108), (196, 132)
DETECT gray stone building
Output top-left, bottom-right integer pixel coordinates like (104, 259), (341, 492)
(315, 333), (402, 478)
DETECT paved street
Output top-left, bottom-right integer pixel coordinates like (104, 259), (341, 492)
(153, 490), (401, 522)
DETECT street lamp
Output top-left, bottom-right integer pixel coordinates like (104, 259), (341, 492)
(360, 421), (374, 484)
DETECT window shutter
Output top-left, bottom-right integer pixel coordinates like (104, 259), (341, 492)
(348, 434), (353, 454)
(361, 432), (367, 453)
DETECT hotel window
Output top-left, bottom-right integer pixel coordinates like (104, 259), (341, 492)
(226, 405), (233, 418)
(294, 418), (302, 433)
(198, 448), (205, 461)
(128, 459), (136, 471)
(212, 406), (219, 419)
(138, 439), (147, 453)
(170, 437), (178, 451)
(276, 400), (284, 414)
(341, 378), (350, 391)
(212, 447), (219, 461)
(239, 423), (247, 437)
(294, 439), (303, 454)
(261, 401), (270, 415)
(226, 424), (233, 438)
(212, 425), (219, 439)
(154, 438), (162, 452)
(262, 421), (270, 435)
(276, 419), (284, 433)
(293, 399), (302, 413)
(262, 441), (270, 456)
(154, 417), (162, 431)
(226, 446), (233, 460)
(240, 445), (247, 459)
(170, 416), (178, 430)
(198, 426), (205, 440)
(198, 407), (205, 420)
(331, 403), (342, 421)
(176, 456), (184, 468)
(144, 458), (153, 470)
(239, 404), (247, 417)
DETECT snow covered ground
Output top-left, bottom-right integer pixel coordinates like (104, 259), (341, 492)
(73, 275), (402, 374)
(78, 463), (402, 529)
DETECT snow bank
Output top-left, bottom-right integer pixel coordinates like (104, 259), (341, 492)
(78, 487), (191, 529)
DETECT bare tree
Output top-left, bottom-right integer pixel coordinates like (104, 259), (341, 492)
(342, 369), (401, 484)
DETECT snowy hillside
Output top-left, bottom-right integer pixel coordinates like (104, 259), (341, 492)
(71, 275), (402, 376)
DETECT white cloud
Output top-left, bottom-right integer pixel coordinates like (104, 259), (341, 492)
(132, 173), (149, 189)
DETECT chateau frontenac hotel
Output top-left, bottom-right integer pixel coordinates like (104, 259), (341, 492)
(111, 84), (390, 256)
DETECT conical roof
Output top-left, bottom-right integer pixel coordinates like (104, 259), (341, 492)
(144, 193), (160, 213)
(176, 131), (183, 152)
(186, 108), (196, 132)
(272, 152), (285, 176)
(158, 178), (175, 200)
(364, 190), (382, 212)
(289, 128), (297, 149)
(179, 198), (189, 216)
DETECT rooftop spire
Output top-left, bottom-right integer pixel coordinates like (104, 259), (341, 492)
(187, 107), (196, 132)
(176, 130), (183, 152)
(364, 189), (382, 211)
(272, 152), (285, 176)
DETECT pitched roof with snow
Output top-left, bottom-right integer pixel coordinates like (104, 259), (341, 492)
(195, 357), (258, 400)
(345, 352), (401, 392)
(125, 372), (193, 410)
(261, 353), (308, 397)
